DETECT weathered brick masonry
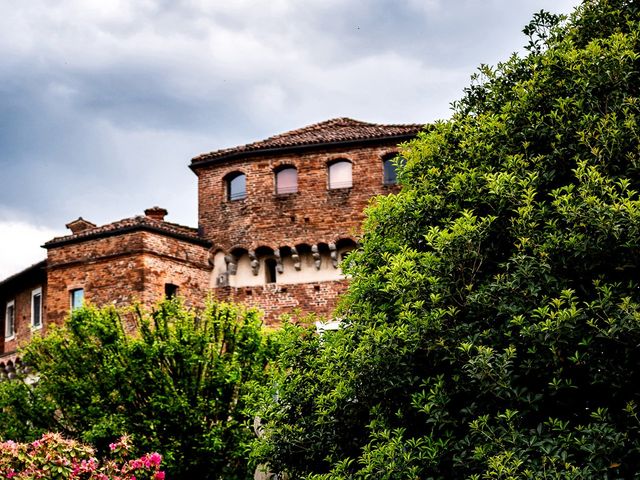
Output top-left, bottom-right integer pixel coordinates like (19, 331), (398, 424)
(195, 143), (401, 251)
(212, 280), (350, 323)
(44, 218), (211, 327)
(0, 261), (46, 361)
(0, 118), (424, 355)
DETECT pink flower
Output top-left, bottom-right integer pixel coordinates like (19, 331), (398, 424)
(154, 472), (165, 480)
(109, 442), (118, 451)
(147, 453), (162, 467)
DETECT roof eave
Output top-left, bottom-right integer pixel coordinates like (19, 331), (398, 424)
(189, 133), (419, 172)
(0, 260), (47, 289)
(44, 224), (212, 249)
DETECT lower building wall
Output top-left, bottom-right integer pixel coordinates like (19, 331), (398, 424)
(212, 279), (349, 325)
(2, 284), (46, 356)
(141, 253), (212, 310)
(47, 252), (212, 327)
(46, 255), (147, 327)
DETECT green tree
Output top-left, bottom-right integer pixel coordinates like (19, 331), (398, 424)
(254, 1), (640, 478)
(0, 299), (277, 480)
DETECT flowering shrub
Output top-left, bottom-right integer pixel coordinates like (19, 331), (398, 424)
(0, 299), (275, 479)
(0, 433), (165, 479)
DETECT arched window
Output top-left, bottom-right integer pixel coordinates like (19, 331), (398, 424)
(383, 155), (405, 185)
(328, 160), (352, 189)
(275, 167), (298, 194)
(226, 172), (246, 201)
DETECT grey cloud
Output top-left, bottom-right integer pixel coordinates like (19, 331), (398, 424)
(0, 0), (582, 234)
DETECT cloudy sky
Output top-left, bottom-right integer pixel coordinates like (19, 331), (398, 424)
(0, 0), (582, 278)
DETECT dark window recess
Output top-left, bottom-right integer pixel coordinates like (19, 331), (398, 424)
(227, 173), (246, 201)
(5, 301), (15, 337)
(383, 156), (406, 185)
(32, 291), (42, 328)
(265, 259), (277, 284)
(165, 283), (179, 299)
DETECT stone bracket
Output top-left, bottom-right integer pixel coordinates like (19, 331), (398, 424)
(329, 243), (338, 268)
(291, 247), (301, 271)
(274, 249), (284, 274)
(312, 244), (321, 270)
(249, 250), (259, 276)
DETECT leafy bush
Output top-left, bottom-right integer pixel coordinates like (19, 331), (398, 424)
(254, 1), (640, 478)
(0, 299), (277, 480)
(0, 433), (164, 480)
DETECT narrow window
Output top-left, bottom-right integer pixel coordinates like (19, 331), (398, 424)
(31, 287), (42, 329)
(5, 300), (15, 338)
(70, 288), (84, 311)
(275, 167), (298, 194)
(265, 258), (277, 284)
(165, 283), (179, 299)
(328, 160), (352, 189)
(226, 172), (246, 201)
(383, 155), (405, 185)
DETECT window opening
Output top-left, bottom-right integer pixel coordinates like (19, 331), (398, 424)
(31, 288), (42, 329)
(165, 283), (179, 299)
(328, 160), (352, 189)
(70, 288), (84, 311)
(265, 258), (277, 284)
(5, 300), (15, 338)
(383, 155), (405, 185)
(227, 173), (246, 201)
(275, 167), (298, 194)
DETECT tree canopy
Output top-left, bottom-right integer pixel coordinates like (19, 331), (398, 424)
(0, 300), (276, 480)
(254, 1), (640, 478)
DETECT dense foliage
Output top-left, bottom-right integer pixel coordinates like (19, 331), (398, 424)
(0, 300), (276, 480)
(254, 1), (640, 478)
(1, 434), (164, 480)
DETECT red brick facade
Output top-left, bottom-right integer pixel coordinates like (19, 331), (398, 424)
(0, 262), (46, 362)
(212, 280), (350, 323)
(0, 118), (423, 356)
(195, 143), (402, 251)
(45, 229), (211, 327)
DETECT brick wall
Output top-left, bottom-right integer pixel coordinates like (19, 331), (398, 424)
(196, 142), (401, 252)
(0, 262), (47, 357)
(213, 279), (349, 325)
(1, 284), (46, 357)
(45, 230), (211, 326)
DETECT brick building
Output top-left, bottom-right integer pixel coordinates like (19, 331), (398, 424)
(0, 118), (423, 362)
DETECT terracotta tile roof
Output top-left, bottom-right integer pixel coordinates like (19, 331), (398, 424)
(44, 216), (210, 248)
(191, 117), (424, 166)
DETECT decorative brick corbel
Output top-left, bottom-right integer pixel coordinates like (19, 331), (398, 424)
(224, 254), (237, 275)
(249, 250), (259, 275)
(274, 249), (284, 274)
(291, 247), (301, 271)
(329, 243), (338, 268)
(311, 244), (321, 270)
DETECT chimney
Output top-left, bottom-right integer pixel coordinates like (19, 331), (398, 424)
(144, 206), (168, 221)
(65, 217), (97, 234)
